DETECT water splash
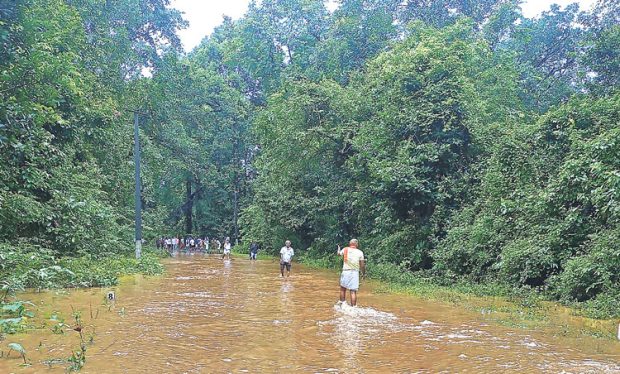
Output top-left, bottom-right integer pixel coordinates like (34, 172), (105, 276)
(333, 302), (397, 321)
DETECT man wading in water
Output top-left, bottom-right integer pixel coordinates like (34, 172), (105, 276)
(279, 240), (294, 277)
(249, 241), (259, 261)
(222, 237), (232, 260)
(337, 239), (366, 307)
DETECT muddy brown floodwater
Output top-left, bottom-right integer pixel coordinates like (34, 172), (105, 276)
(1, 255), (619, 373)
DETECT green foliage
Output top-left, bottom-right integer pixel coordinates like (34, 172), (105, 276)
(551, 228), (620, 303)
(245, 20), (523, 266)
(0, 242), (163, 290)
(0, 0), (185, 259)
(367, 263), (421, 285)
(504, 4), (585, 112)
(584, 25), (620, 92)
(436, 93), (620, 315)
(312, 0), (400, 83)
(0, 301), (33, 334)
(60, 254), (164, 288)
(141, 51), (252, 237)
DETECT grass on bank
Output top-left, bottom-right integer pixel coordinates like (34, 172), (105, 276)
(1, 247), (165, 296)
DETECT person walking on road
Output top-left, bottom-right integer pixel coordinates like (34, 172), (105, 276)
(279, 240), (295, 277)
(222, 237), (232, 260)
(249, 241), (259, 261)
(337, 239), (366, 307)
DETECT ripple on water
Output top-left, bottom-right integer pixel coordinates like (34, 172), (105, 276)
(272, 319), (292, 325)
(179, 291), (223, 298)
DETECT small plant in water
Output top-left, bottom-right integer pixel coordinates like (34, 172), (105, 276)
(50, 311), (66, 334)
(7, 342), (27, 364)
(52, 322), (66, 335)
(71, 308), (84, 342)
(87, 329), (96, 345)
(66, 344), (86, 372)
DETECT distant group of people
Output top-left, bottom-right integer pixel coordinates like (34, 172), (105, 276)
(156, 236), (232, 259)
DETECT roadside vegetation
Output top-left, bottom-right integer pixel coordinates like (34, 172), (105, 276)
(1, 245), (164, 296)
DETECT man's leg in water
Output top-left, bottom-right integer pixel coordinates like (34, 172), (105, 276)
(280, 262), (285, 277)
(350, 290), (357, 306)
(340, 286), (347, 302)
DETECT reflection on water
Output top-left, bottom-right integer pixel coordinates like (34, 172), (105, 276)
(1, 255), (619, 373)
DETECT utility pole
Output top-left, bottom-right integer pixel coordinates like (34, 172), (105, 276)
(133, 112), (142, 259)
(233, 187), (239, 245)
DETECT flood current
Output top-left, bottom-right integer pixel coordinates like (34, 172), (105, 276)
(1, 255), (619, 373)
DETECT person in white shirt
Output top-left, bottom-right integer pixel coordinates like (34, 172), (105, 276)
(222, 237), (232, 260)
(337, 239), (366, 307)
(279, 240), (295, 277)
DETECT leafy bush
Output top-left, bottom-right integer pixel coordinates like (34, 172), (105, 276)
(433, 208), (506, 279)
(495, 237), (558, 287)
(0, 242), (164, 290)
(0, 301), (34, 334)
(550, 228), (620, 304)
(367, 262), (420, 286)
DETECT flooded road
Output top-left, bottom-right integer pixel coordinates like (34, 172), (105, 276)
(1, 255), (619, 373)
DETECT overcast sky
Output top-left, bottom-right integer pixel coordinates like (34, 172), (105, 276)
(170, 0), (598, 51)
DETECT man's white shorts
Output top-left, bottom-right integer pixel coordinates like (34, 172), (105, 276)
(340, 270), (359, 291)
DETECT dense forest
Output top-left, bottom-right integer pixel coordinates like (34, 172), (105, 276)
(1, 0), (620, 316)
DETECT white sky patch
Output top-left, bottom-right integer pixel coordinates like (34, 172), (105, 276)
(326, 0), (338, 12)
(171, 0), (250, 51)
(171, 0), (599, 52)
(520, 0), (597, 18)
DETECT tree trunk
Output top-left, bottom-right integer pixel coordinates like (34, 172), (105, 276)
(232, 121), (241, 244)
(185, 177), (193, 234)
